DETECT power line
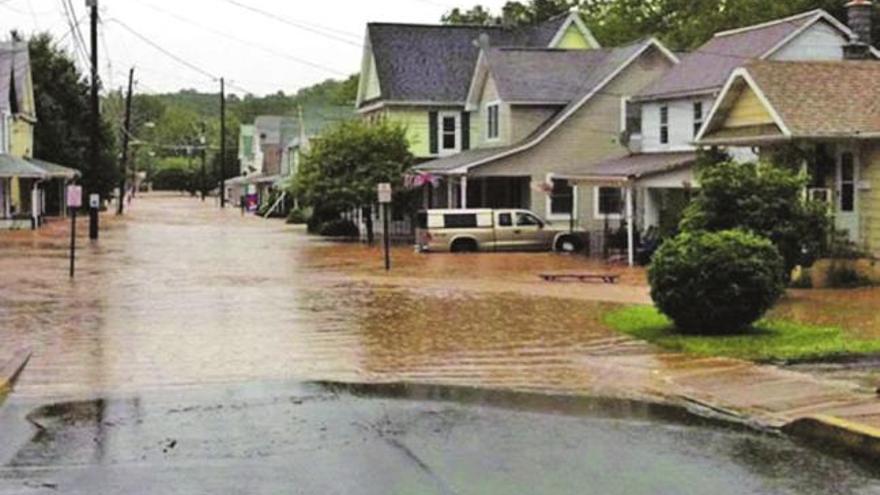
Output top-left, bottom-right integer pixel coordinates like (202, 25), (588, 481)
(58, 0), (89, 69)
(108, 18), (218, 82)
(132, 0), (349, 77)
(218, 0), (363, 48)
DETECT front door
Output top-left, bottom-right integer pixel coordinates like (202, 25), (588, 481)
(836, 149), (860, 243)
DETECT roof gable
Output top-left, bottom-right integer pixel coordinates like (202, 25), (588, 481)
(637, 10), (855, 101)
(0, 42), (33, 117)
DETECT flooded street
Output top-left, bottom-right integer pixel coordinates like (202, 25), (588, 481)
(0, 194), (656, 400)
(3, 194), (880, 492)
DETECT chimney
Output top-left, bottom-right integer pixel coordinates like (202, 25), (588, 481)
(845, 0), (874, 59)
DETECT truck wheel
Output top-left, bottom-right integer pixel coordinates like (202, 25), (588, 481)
(451, 238), (478, 253)
(555, 235), (583, 254)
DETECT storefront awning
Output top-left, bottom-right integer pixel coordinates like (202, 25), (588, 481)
(0, 154), (49, 179)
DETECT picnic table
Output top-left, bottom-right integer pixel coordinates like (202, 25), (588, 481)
(539, 273), (621, 284)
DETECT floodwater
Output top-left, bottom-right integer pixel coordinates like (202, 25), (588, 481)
(0, 194), (655, 400)
(1, 381), (878, 494)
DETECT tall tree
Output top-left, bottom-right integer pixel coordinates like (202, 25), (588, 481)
(30, 33), (119, 198)
(290, 120), (413, 238)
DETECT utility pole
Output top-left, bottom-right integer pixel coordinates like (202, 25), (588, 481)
(117, 67), (134, 215)
(219, 77), (227, 208)
(200, 122), (207, 201)
(87, 0), (100, 239)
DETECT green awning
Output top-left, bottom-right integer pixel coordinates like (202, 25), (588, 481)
(27, 158), (81, 180)
(0, 154), (49, 179)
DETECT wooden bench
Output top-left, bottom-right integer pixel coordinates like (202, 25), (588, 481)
(539, 273), (621, 284)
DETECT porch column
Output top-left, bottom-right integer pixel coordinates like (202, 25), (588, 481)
(460, 176), (468, 209)
(446, 178), (454, 208)
(626, 184), (635, 267)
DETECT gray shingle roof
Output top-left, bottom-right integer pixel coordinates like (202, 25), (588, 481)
(486, 47), (614, 103)
(365, 14), (572, 105)
(0, 41), (31, 115)
(556, 152), (698, 179)
(637, 10), (827, 100)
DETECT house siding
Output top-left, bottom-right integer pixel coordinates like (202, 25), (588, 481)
(510, 106), (560, 143)
(470, 47), (675, 231)
(554, 24), (591, 50)
(770, 21), (848, 61)
(362, 54), (382, 102)
(370, 106), (465, 159)
(722, 87), (775, 128)
(10, 119), (33, 158)
(641, 96), (715, 152)
(860, 143), (880, 256)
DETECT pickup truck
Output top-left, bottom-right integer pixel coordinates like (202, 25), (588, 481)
(415, 209), (586, 253)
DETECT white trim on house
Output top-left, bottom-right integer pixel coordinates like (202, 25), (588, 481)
(465, 51), (489, 111)
(357, 100), (465, 114)
(355, 29), (377, 109)
(548, 12), (602, 49)
(714, 9), (829, 38)
(695, 67), (792, 143)
(437, 111), (462, 156)
(446, 38), (679, 175)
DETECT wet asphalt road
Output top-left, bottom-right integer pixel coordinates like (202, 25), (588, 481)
(1, 381), (880, 495)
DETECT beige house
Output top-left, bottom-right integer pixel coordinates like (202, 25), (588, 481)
(414, 38), (678, 234)
(697, 59), (880, 256)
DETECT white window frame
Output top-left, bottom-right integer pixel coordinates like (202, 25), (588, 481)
(693, 101), (704, 138)
(486, 101), (500, 142)
(659, 105), (670, 145)
(437, 111), (461, 156)
(545, 175), (578, 221)
(0, 111), (9, 154)
(593, 186), (624, 220)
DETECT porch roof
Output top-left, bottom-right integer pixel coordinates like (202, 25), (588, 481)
(27, 158), (81, 180)
(554, 151), (698, 183)
(0, 154), (49, 179)
(412, 146), (515, 174)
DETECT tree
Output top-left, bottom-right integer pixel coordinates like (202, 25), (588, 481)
(290, 120), (413, 240)
(442, 5), (497, 25)
(680, 160), (832, 276)
(29, 33), (119, 199)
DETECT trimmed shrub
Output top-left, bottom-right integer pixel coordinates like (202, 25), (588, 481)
(318, 219), (359, 238)
(648, 229), (786, 334)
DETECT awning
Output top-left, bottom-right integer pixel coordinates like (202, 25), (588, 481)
(555, 152), (698, 183)
(0, 154), (49, 179)
(27, 158), (81, 180)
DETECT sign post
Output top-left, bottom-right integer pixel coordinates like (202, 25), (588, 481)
(88, 194), (100, 240)
(67, 185), (82, 278)
(378, 183), (392, 271)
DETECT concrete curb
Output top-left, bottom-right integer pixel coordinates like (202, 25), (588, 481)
(782, 414), (880, 459)
(0, 348), (32, 395)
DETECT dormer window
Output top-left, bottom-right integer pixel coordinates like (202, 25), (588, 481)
(659, 105), (669, 145)
(486, 103), (500, 141)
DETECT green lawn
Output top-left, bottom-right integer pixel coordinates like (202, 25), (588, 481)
(604, 306), (880, 363)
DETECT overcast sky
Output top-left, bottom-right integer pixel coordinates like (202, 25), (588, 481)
(0, 0), (510, 96)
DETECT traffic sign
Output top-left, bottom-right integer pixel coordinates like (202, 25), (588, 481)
(378, 183), (392, 204)
(67, 185), (83, 208)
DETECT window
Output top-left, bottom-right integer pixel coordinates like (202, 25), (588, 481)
(595, 187), (624, 218)
(516, 212), (542, 227)
(443, 213), (477, 229)
(841, 152), (855, 212)
(441, 115), (458, 151)
(659, 105), (669, 145)
(621, 98), (641, 136)
(693, 102), (704, 137)
(486, 104), (500, 140)
(498, 213), (513, 227)
(549, 179), (574, 215)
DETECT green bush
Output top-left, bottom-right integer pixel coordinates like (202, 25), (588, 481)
(827, 263), (873, 289)
(286, 208), (310, 225)
(681, 160), (832, 277)
(648, 229), (786, 334)
(318, 219), (359, 238)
